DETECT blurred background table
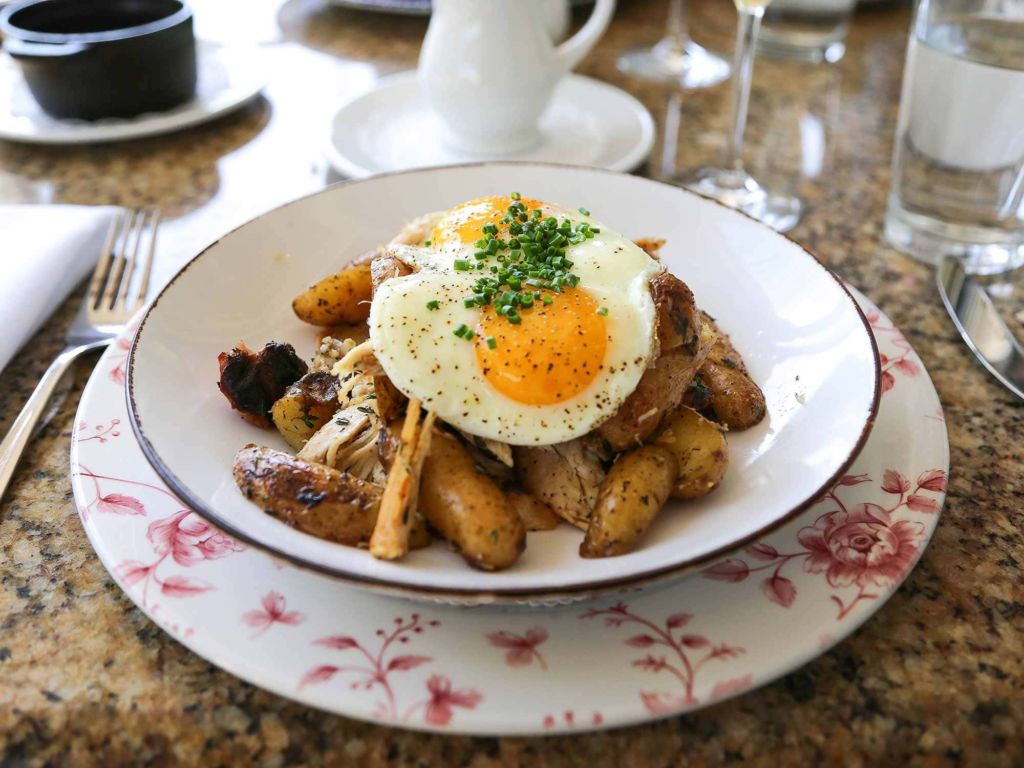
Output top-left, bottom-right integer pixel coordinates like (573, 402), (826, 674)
(1, 0), (1021, 764)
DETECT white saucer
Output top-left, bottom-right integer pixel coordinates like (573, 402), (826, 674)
(326, 71), (655, 178)
(0, 41), (266, 145)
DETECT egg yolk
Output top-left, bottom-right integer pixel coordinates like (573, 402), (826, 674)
(432, 195), (544, 246)
(474, 287), (607, 406)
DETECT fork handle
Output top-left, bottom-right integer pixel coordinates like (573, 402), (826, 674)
(0, 340), (110, 504)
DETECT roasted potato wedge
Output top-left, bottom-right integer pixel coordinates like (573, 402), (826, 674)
(292, 261), (374, 326)
(699, 319), (766, 430)
(655, 406), (729, 499)
(650, 271), (701, 354)
(598, 345), (711, 452)
(580, 445), (678, 558)
(233, 445), (380, 545)
(420, 429), (526, 570)
(271, 371), (342, 450)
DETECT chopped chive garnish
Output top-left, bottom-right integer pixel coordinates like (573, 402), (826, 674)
(444, 193), (588, 329)
(424, 239), (432, 246)
(426, 300), (440, 310)
(486, 336), (497, 349)
(597, 306), (608, 316)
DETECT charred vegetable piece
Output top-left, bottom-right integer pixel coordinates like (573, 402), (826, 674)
(419, 428), (526, 571)
(233, 445), (380, 545)
(271, 371), (342, 450)
(217, 342), (308, 428)
(580, 445), (678, 558)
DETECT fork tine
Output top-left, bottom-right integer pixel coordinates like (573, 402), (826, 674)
(131, 209), (160, 311)
(100, 209), (139, 310)
(115, 211), (146, 309)
(88, 210), (126, 310)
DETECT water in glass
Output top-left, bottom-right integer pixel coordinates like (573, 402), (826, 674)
(885, 14), (1024, 274)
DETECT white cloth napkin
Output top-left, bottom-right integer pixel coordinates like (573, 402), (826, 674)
(0, 205), (119, 373)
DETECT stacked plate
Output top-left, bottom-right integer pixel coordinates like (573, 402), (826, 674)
(71, 164), (948, 733)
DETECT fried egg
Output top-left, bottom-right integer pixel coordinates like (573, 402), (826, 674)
(368, 196), (661, 445)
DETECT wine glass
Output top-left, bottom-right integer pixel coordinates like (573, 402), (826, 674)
(681, 0), (802, 232)
(617, 0), (731, 89)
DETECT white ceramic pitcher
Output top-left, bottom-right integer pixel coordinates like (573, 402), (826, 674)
(419, 0), (616, 155)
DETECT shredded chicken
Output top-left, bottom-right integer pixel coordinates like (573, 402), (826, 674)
(297, 406), (379, 480)
(513, 437), (610, 529)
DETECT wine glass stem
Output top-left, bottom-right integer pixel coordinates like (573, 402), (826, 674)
(723, 7), (764, 172)
(666, 0), (691, 53)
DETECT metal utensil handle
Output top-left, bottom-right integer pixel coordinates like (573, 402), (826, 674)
(0, 340), (108, 503)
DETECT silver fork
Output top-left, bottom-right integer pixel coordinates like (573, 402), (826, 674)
(0, 208), (160, 502)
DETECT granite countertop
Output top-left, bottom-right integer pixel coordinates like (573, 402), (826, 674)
(1, 0), (1021, 765)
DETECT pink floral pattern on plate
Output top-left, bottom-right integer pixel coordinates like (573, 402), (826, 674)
(702, 469), (945, 619)
(582, 603), (745, 713)
(301, 614), (481, 726)
(866, 309), (919, 395)
(68, 291), (949, 735)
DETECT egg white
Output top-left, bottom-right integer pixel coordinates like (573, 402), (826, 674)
(368, 204), (661, 445)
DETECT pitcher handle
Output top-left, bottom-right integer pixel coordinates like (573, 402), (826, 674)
(553, 0), (616, 72)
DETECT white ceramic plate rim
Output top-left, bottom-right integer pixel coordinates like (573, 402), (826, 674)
(125, 162), (880, 602)
(0, 41), (266, 145)
(72, 291), (946, 735)
(324, 71), (655, 179)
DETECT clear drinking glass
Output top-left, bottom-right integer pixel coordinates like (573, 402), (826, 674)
(758, 0), (857, 63)
(617, 0), (732, 89)
(885, 0), (1024, 275)
(682, 0), (802, 232)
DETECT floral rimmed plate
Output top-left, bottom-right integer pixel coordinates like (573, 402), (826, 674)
(125, 163), (880, 603)
(71, 291), (947, 735)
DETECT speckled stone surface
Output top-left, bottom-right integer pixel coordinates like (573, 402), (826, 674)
(1, 0), (1022, 765)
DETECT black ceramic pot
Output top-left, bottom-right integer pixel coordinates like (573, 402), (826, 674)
(0, 0), (197, 121)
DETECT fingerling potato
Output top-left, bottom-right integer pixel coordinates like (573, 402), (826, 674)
(700, 329), (766, 430)
(655, 406), (729, 499)
(598, 346), (710, 452)
(580, 445), (678, 558)
(419, 429), (526, 570)
(293, 261), (375, 325)
(233, 445), (379, 545)
(271, 371), (341, 450)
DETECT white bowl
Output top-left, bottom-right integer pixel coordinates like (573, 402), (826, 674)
(127, 163), (879, 604)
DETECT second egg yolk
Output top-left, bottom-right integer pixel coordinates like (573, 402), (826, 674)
(475, 287), (607, 406)
(431, 195), (544, 247)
